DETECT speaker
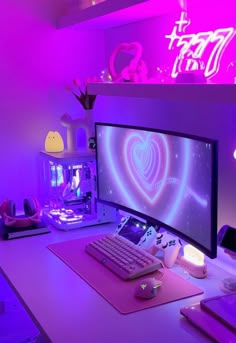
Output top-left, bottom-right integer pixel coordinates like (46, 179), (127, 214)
(218, 225), (236, 253)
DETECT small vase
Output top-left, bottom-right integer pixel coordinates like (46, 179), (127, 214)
(84, 109), (94, 138)
(60, 109), (94, 152)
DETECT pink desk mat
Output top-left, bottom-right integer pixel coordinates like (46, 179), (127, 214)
(48, 235), (203, 314)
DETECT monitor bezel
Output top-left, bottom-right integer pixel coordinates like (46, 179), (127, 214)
(95, 122), (218, 259)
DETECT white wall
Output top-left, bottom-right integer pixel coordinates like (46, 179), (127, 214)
(0, 1), (105, 209)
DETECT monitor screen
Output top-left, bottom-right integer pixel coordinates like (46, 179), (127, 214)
(95, 122), (218, 258)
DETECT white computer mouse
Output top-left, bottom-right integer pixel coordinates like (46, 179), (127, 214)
(134, 277), (162, 299)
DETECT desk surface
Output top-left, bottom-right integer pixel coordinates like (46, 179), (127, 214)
(0, 223), (232, 343)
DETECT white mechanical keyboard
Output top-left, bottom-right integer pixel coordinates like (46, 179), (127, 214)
(85, 234), (163, 280)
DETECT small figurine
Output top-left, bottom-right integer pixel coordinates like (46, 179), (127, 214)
(44, 131), (64, 153)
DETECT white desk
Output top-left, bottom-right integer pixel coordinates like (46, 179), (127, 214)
(0, 223), (233, 343)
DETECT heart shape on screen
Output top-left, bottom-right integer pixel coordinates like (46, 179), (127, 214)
(124, 133), (169, 203)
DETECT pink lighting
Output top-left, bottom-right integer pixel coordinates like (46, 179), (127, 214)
(233, 149), (236, 160)
(49, 208), (83, 224)
(166, 12), (235, 79)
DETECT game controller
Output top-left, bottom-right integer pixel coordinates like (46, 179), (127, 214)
(137, 226), (157, 251)
(115, 215), (150, 245)
(115, 215), (131, 234)
(138, 229), (182, 268)
(154, 232), (182, 268)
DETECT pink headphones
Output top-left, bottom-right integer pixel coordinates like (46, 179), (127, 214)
(0, 198), (40, 228)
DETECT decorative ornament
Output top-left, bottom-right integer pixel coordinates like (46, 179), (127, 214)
(60, 110), (94, 152)
(108, 41), (148, 83)
(44, 131), (64, 153)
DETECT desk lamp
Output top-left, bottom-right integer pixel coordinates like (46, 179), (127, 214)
(178, 244), (207, 278)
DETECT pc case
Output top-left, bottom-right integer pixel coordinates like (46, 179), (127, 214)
(40, 151), (117, 230)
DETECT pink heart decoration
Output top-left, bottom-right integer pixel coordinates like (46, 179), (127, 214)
(108, 41), (144, 82)
(124, 132), (169, 204)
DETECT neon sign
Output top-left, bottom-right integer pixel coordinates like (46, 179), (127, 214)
(166, 12), (235, 79)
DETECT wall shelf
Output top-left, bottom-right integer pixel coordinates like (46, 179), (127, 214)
(87, 82), (236, 103)
(57, 0), (181, 29)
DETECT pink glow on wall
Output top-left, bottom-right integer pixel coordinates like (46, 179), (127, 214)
(186, 0), (236, 23)
(0, 2), (104, 207)
(184, 0), (236, 82)
(105, 1), (236, 83)
(103, 1), (236, 231)
(166, 11), (235, 80)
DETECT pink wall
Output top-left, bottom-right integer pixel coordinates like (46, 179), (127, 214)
(0, 1), (105, 208)
(96, 96), (236, 230)
(1, 0), (236, 234)
(104, 6), (236, 83)
(99, 8), (236, 231)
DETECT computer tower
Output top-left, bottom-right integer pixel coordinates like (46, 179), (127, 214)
(39, 151), (117, 230)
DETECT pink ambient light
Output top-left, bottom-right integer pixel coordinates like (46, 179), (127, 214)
(166, 12), (236, 79)
(233, 149), (236, 160)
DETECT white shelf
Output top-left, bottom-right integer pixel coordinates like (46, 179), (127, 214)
(57, 0), (181, 29)
(87, 82), (236, 103)
(40, 150), (95, 161)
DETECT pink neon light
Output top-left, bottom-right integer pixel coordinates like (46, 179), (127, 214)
(166, 12), (235, 79)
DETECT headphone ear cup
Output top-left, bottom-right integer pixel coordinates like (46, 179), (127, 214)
(6, 200), (16, 217)
(24, 198), (37, 216)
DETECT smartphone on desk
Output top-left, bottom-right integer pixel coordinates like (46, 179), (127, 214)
(180, 303), (236, 343)
(200, 293), (236, 333)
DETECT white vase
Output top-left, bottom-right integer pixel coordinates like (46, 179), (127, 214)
(61, 110), (94, 152)
(84, 109), (94, 138)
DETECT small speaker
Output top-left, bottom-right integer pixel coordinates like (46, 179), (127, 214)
(218, 225), (236, 253)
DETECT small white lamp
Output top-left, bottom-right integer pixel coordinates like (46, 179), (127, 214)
(44, 131), (64, 153)
(178, 244), (207, 278)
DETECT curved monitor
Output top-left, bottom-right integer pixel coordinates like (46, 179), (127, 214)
(95, 122), (218, 258)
